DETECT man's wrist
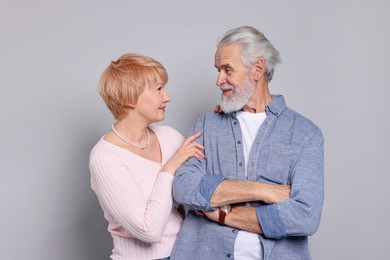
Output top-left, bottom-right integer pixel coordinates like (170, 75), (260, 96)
(254, 182), (265, 201)
(218, 204), (232, 225)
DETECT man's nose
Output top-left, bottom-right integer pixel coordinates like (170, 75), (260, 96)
(216, 72), (226, 87)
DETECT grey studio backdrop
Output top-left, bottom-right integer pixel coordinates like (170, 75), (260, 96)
(1, 0), (389, 259)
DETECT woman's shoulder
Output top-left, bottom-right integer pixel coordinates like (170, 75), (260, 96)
(89, 137), (126, 162)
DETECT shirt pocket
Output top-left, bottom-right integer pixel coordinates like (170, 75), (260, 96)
(263, 144), (295, 184)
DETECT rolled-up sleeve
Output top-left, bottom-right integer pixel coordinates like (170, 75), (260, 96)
(173, 115), (225, 211)
(257, 125), (324, 239)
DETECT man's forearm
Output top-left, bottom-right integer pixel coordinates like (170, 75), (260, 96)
(200, 205), (263, 234)
(210, 180), (260, 207)
(210, 179), (290, 207)
(225, 206), (263, 234)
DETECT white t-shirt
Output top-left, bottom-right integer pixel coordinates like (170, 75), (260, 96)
(234, 111), (266, 260)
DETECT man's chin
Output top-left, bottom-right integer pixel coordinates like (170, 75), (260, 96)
(220, 103), (244, 113)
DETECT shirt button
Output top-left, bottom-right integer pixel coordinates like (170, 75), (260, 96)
(227, 253), (231, 257)
(237, 140), (241, 144)
(239, 163), (243, 166)
(232, 229), (237, 233)
(234, 121), (237, 125)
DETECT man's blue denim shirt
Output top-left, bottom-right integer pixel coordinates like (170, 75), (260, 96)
(171, 95), (324, 260)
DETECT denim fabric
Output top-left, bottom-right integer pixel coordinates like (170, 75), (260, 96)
(172, 95), (324, 260)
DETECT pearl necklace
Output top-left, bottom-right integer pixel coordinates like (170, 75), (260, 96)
(111, 125), (150, 149)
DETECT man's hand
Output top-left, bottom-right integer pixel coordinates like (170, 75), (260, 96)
(196, 206), (264, 233)
(259, 182), (291, 204)
(210, 180), (290, 207)
(196, 209), (220, 222)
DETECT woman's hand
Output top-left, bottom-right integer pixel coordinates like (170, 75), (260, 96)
(214, 105), (223, 114)
(162, 132), (205, 175)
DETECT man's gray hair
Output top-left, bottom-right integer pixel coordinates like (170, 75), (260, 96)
(217, 26), (281, 83)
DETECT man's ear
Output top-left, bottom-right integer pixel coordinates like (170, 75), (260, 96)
(253, 58), (266, 81)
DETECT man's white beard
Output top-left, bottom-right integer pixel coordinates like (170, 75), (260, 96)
(220, 78), (256, 113)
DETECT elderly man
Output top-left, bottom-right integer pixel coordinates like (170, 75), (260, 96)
(171, 26), (324, 260)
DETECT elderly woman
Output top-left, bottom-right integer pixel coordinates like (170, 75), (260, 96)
(89, 53), (204, 260)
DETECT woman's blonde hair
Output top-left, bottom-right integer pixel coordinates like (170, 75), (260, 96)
(98, 53), (168, 120)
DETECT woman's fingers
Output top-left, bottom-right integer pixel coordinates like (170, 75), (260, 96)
(183, 132), (202, 145)
(193, 150), (206, 159)
(174, 132), (206, 162)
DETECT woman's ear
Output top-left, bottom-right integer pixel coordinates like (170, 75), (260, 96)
(125, 99), (137, 108)
(126, 103), (136, 108)
(253, 58), (266, 81)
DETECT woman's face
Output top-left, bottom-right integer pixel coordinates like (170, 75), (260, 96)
(134, 80), (171, 124)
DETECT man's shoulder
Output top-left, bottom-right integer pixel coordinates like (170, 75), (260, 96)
(282, 106), (322, 136)
(189, 112), (233, 135)
(195, 111), (231, 123)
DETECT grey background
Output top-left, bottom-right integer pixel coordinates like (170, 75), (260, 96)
(1, 0), (389, 259)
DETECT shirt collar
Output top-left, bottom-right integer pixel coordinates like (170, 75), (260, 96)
(231, 94), (286, 118)
(266, 95), (286, 117)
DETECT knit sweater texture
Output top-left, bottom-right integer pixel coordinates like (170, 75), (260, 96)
(89, 125), (184, 259)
